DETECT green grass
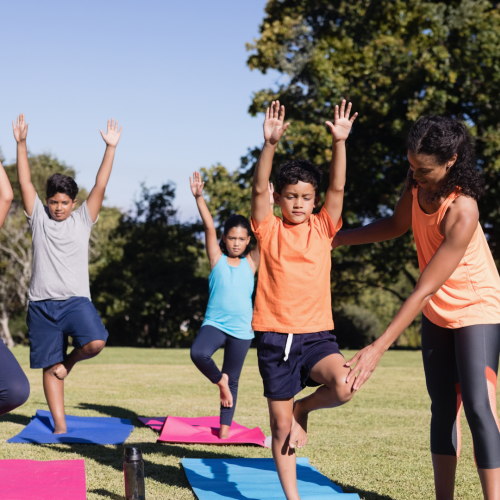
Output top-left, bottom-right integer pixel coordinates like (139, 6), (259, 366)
(0, 347), (489, 499)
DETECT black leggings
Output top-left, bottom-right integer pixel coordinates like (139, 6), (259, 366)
(190, 325), (252, 426)
(0, 341), (30, 417)
(422, 315), (500, 469)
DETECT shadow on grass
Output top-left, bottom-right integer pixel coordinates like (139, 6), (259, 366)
(67, 403), (141, 423)
(336, 482), (396, 500)
(89, 489), (123, 499)
(0, 413), (31, 426)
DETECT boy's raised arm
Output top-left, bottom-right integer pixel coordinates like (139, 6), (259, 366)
(0, 159), (14, 228)
(13, 114), (36, 216)
(251, 101), (289, 227)
(87, 119), (122, 223)
(323, 100), (358, 226)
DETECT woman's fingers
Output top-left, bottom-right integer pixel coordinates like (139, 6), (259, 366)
(339, 99), (346, 118)
(345, 101), (352, 120)
(350, 112), (358, 124)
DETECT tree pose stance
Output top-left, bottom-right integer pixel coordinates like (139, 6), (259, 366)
(335, 116), (500, 500)
(189, 172), (272, 439)
(14, 114), (121, 433)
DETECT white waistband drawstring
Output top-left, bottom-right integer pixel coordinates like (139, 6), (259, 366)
(283, 333), (294, 361)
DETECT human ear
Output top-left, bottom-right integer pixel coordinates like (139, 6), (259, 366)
(273, 192), (281, 205)
(314, 195), (321, 207)
(446, 154), (458, 170)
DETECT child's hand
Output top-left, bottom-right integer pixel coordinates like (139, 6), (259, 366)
(12, 114), (28, 143)
(263, 101), (290, 146)
(100, 119), (122, 147)
(190, 171), (205, 198)
(268, 182), (274, 205)
(325, 100), (358, 143)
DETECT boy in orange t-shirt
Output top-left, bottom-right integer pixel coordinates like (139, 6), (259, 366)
(251, 100), (357, 500)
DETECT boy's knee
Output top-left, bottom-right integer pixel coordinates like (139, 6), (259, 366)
(332, 381), (354, 405)
(84, 340), (105, 356)
(270, 416), (293, 437)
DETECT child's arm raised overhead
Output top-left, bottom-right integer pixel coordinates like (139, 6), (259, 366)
(0, 158), (14, 228)
(251, 101), (289, 227)
(13, 114), (36, 216)
(86, 119), (122, 223)
(323, 100), (358, 226)
(190, 171), (222, 269)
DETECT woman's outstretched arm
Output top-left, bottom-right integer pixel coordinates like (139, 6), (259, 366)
(190, 171), (222, 269)
(345, 194), (479, 391)
(0, 160), (14, 228)
(332, 170), (414, 249)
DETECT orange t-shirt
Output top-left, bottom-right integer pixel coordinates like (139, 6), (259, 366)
(251, 207), (342, 333)
(412, 186), (500, 328)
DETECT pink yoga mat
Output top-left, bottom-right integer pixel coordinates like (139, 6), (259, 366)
(140, 415), (266, 446)
(0, 459), (86, 500)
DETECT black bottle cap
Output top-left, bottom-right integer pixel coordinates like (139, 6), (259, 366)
(124, 447), (143, 462)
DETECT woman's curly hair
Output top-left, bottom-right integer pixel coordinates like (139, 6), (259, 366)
(407, 115), (485, 201)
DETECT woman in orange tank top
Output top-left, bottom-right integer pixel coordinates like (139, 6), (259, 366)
(334, 116), (500, 499)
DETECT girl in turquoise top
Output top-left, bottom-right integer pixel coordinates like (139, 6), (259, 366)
(189, 171), (271, 439)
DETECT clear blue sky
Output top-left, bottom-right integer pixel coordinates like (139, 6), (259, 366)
(0, 0), (279, 220)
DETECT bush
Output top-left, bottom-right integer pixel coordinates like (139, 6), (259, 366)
(333, 304), (381, 350)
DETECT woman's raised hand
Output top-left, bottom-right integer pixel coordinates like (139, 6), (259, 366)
(264, 101), (290, 146)
(190, 171), (205, 197)
(325, 99), (358, 143)
(99, 119), (122, 147)
(12, 114), (28, 143)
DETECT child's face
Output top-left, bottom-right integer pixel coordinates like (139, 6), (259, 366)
(223, 227), (251, 258)
(46, 193), (77, 221)
(273, 181), (319, 224)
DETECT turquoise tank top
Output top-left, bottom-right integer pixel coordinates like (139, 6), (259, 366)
(202, 255), (255, 340)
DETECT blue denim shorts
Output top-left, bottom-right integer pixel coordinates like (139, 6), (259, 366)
(256, 330), (342, 399)
(27, 297), (108, 369)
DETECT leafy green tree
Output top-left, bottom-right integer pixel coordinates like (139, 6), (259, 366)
(242, 0), (500, 301)
(91, 183), (208, 347)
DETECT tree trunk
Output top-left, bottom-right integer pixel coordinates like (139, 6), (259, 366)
(0, 307), (14, 348)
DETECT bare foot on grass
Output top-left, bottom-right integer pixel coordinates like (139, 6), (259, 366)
(219, 424), (230, 440)
(217, 374), (233, 408)
(52, 363), (70, 380)
(289, 400), (308, 449)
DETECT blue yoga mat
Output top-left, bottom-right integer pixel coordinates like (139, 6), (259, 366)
(182, 458), (360, 499)
(7, 410), (134, 444)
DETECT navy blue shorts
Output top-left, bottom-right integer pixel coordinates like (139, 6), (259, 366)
(27, 297), (108, 369)
(256, 331), (342, 399)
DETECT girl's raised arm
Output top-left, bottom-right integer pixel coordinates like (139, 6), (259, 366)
(190, 171), (222, 269)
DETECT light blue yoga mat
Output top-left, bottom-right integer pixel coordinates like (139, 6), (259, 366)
(8, 410), (134, 445)
(182, 458), (360, 499)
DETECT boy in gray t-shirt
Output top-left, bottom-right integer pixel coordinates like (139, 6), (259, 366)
(13, 113), (122, 434)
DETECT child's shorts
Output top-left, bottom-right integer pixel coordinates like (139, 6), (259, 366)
(27, 297), (109, 369)
(256, 330), (342, 399)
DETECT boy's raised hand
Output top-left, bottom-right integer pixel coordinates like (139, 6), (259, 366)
(12, 114), (28, 143)
(190, 171), (205, 198)
(325, 100), (358, 143)
(264, 101), (290, 146)
(99, 119), (122, 147)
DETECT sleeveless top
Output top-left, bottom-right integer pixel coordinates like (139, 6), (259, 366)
(412, 186), (500, 328)
(201, 255), (255, 339)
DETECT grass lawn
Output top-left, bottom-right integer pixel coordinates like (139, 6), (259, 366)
(0, 347), (489, 499)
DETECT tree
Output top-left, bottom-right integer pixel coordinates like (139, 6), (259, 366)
(242, 0), (500, 301)
(91, 183), (208, 347)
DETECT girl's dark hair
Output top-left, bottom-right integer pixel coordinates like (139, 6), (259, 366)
(46, 173), (79, 200)
(275, 159), (322, 197)
(219, 215), (253, 258)
(407, 115), (485, 201)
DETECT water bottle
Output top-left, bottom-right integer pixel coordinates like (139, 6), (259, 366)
(123, 447), (145, 500)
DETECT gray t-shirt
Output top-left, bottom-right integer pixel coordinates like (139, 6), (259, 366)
(26, 194), (97, 301)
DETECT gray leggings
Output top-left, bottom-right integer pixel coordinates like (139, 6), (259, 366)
(0, 341), (30, 417)
(422, 315), (500, 469)
(190, 325), (252, 426)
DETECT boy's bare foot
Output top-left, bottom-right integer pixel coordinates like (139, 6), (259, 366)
(219, 424), (230, 439)
(52, 362), (70, 380)
(217, 374), (233, 408)
(53, 423), (67, 434)
(289, 400), (308, 449)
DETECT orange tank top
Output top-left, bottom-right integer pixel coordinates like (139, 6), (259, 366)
(412, 186), (500, 328)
